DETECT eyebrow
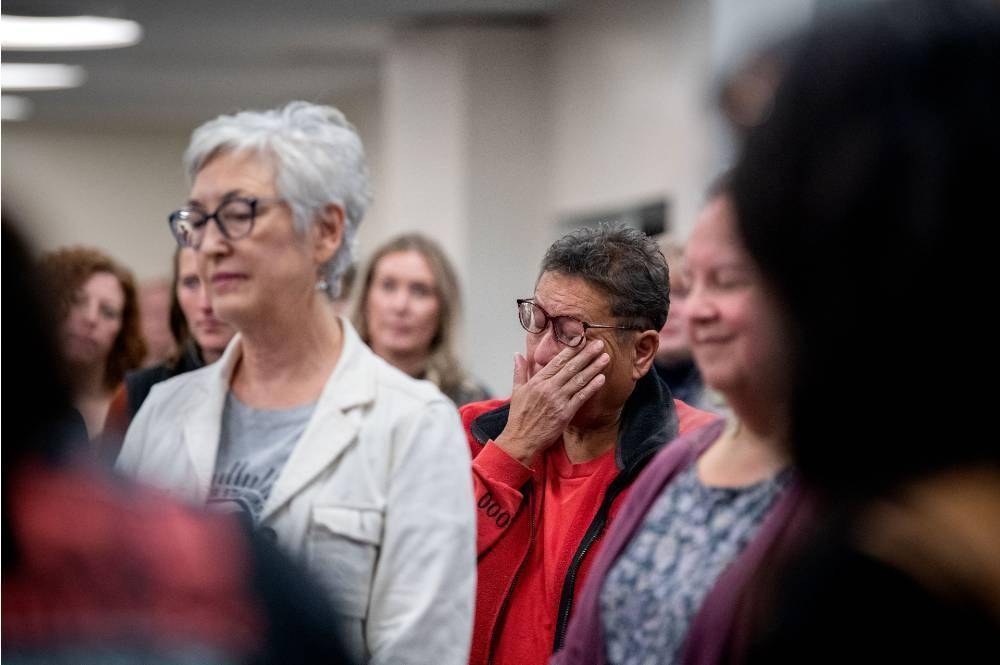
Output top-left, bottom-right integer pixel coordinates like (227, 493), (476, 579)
(533, 297), (587, 321)
(186, 189), (246, 207)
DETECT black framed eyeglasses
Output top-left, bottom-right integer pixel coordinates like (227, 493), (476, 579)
(516, 298), (643, 348)
(167, 196), (283, 249)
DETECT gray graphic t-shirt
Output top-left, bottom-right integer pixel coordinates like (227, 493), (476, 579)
(207, 392), (316, 525)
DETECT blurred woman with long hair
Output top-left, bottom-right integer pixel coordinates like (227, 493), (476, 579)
(40, 247), (146, 439)
(355, 233), (491, 407)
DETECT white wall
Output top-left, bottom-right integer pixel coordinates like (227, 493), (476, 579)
(378, 26), (550, 395)
(2, 126), (190, 278)
(3, 0), (752, 396)
(2, 88), (385, 284)
(549, 0), (717, 241)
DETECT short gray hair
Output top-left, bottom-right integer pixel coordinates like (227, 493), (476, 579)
(539, 224), (670, 331)
(183, 101), (372, 299)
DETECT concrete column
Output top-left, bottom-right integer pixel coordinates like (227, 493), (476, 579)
(377, 25), (551, 395)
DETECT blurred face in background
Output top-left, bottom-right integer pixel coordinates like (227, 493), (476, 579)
(62, 271), (125, 368)
(685, 195), (788, 405)
(365, 250), (441, 362)
(656, 262), (692, 366)
(176, 247), (234, 364)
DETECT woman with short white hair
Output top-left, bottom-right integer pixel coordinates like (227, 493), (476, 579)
(117, 101), (476, 665)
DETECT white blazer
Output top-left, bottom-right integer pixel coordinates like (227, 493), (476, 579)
(117, 319), (476, 665)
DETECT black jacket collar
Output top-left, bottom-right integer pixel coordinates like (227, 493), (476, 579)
(470, 369), (679, 472)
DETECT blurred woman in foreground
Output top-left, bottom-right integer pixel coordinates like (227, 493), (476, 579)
(40, 246), (146, 439)
(355, 233), (491, 406)
(3, 221), (350, 665)
(730, 0), (1000, 659)
(553, 178), (801, 665)
(653, 235), (723, 414)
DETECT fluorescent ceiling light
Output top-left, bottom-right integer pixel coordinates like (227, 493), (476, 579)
(1, 15), (143, 50)
(1, 94), (33, 121)
(1, 63), (86, 91)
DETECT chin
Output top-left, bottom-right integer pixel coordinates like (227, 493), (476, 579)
(198, 338), (231, 355)
(212, 298), (253, 325)
(700, 368), (739, 395)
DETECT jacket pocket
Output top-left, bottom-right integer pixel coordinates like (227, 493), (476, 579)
(307, 506), (384, 619)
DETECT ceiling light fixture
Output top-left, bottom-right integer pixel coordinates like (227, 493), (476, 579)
(1, 14), (143, 50)
(1, 63), (86, 91)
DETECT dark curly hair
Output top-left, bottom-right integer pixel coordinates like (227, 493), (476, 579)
(39, 247), (147, 390)
(540, 224), (670, 332)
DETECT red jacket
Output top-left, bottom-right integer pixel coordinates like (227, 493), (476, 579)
(462, 371), (718, 665)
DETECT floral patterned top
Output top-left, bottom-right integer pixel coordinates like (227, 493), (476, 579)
(599, 461), (790, 665)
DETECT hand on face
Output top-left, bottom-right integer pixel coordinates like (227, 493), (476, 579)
(494, 339), (610, 467)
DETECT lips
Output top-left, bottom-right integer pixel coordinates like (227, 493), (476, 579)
(67, 333), (99, 348)
(692, 333), (734, 345)
(195, 318), (227, 333)
(211, 272), (246, 283)
(210, 272), (248, 292)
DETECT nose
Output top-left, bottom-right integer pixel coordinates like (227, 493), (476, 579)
(75, 298), (99, 326)
(198, 215), (231, 257)
(197, 282), (214, 314)
(529, 322), (562, 369)
(388, 287), (411, 313)
(685, 280), (717, 331)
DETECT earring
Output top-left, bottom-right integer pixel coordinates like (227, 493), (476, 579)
(315, 278), (329, 292)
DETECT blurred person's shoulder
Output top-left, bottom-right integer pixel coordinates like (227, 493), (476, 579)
(4, 461), (266, 658)
(5, 461), (351, 663)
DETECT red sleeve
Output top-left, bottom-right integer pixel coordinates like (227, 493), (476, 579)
(460, 400), (534, 556)
(96, 383), (130, 464)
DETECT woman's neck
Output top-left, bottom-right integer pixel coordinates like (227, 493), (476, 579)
(71, 360), (109, 399)
(201, 346), (223, 365)
(232, 302), (344, 409)
(71, 364), (114, 439)
(697, 396), (790, 488)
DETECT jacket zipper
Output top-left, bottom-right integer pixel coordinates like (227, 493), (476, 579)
(551, 448), (658, 652)
(488, 484), (536, 665)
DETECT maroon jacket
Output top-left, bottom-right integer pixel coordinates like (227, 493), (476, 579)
(550, 419), (808, 665)
(462, 371), (718, 665)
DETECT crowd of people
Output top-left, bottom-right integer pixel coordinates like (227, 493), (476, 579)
(4, 1), (998, 663)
